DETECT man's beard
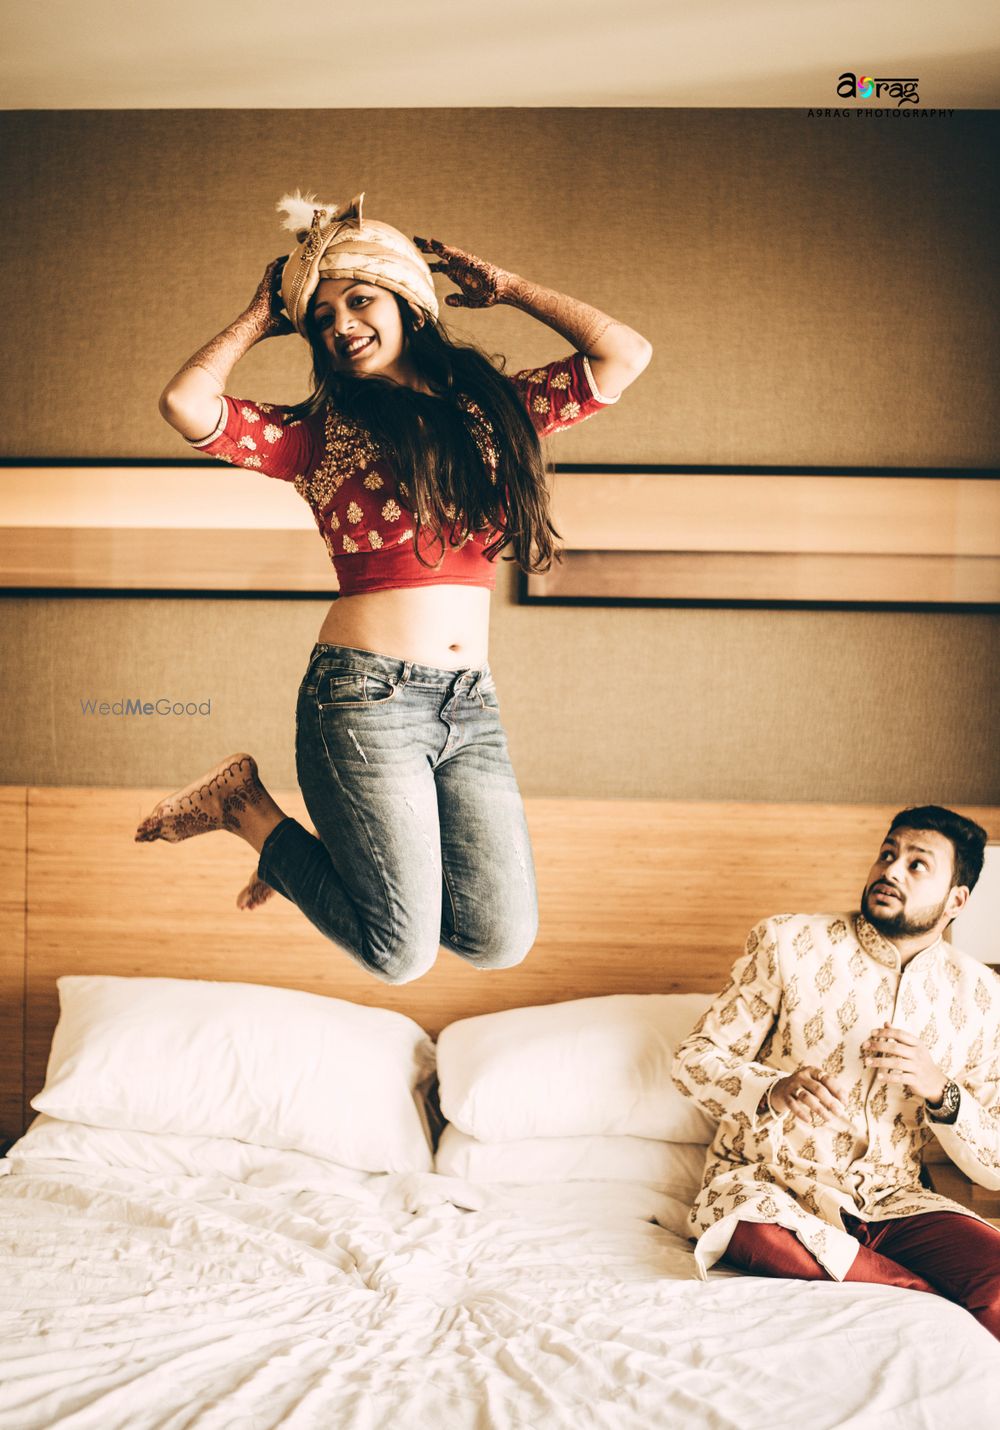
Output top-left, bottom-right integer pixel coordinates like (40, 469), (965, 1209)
(861, 885), (950, 939)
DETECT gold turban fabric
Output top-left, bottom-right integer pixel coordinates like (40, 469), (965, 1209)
(278, 192), (439, 336)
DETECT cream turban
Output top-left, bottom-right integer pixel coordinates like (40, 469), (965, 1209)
(278, 191), (439, 335)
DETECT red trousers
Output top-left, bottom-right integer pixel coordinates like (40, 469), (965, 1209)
(725, 1212), (1000, 1339)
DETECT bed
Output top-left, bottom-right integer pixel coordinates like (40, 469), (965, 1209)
(2, 789), (998, 1428)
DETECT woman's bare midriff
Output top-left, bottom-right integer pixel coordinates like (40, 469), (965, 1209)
(316, 584), (493, 670)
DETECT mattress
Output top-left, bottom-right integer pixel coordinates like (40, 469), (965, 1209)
(2, 1157), (998, 1429)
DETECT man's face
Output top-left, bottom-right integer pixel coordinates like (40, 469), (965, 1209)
(861, 827), (966, 940)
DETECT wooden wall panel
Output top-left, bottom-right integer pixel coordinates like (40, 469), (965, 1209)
(0, 788), (27, 1145)
(18, 789), (999, 1133)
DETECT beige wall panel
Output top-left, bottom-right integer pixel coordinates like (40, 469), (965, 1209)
(1, 589), (997, 803)
(0, 109), (997, 802)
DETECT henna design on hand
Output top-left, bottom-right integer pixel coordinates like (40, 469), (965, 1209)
(413, 236), (629, 362)
(413, 236), (513, 308)
(177, 257), (293, 386)
(502, 273), (618, 352)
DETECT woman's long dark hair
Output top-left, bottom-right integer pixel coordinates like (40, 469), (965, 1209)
(287, 297), (559, 572)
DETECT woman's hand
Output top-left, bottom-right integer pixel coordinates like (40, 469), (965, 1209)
(243, 256), (294, 339)
(769, 1066), (849, 1127)
(862, 1024), (947, 1102)
(414, 236), (513, 308)
(160, 256), (293, 441)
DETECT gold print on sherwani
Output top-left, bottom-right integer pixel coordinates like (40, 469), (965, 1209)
(949, 996), (968, 1032)
(793, 927), (814, 960)
(815, 955), (835, 994)
(874, 976), (894, 1016)
(833, 1130), (854, 1161)
(836, 990), (858, 1033)
(890, 1112), (910, 1147)
(740, 953), (760, 986)
(822, 1041), (845, 1077)
(804, 1011), (825, 1047)
(870, 1081), (889, 1119)
(901, 984), (917, 1019)
(919, 1013), (939, 1050)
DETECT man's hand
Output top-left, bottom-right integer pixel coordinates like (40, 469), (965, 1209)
(862, 1024), (947, 1102)
(769, 1066), (849, 1127)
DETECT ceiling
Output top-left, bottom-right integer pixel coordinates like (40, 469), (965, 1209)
(3, 0), (998, 108)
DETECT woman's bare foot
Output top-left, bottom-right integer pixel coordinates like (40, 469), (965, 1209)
(135, 753), (267, 844)
(236, 870), (274, 911)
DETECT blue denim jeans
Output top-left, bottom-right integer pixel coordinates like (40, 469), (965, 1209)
(257, 644), (538, 984)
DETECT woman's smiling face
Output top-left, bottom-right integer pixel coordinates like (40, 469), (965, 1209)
(313, 277), (416, 384)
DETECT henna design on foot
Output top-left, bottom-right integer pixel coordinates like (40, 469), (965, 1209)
(134, 753), (265, 844)
(236, 870), (275, 911)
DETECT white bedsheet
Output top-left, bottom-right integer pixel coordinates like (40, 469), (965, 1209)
(2, 1158), (998, 1429)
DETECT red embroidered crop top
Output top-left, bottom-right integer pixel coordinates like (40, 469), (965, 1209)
(189, 352), (617, 596)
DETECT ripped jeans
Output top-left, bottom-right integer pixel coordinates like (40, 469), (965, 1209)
(257, 644), (538, 984)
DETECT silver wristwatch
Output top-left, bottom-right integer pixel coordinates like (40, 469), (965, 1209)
(925, 1079), (961, 1123)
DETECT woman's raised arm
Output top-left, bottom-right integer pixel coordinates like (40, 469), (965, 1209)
(159, 257), (293, 441)
(414, 238), (652, 400)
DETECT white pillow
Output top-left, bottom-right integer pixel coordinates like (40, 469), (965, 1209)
(436, 993), (715, 1143)
(436, 1125), (707, 1201)
(32, 976), (435, 1174)
(6, 1114), (376, 1191)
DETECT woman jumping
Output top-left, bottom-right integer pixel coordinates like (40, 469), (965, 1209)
(136, 191), (651, 982)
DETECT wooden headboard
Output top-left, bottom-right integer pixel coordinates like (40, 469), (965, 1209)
(3, 786), (996, 1143)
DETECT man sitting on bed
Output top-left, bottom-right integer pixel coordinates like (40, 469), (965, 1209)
(672, 804), (1000, 1339)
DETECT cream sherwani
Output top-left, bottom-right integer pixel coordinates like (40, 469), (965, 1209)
(672, 913), (1000, 1280)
